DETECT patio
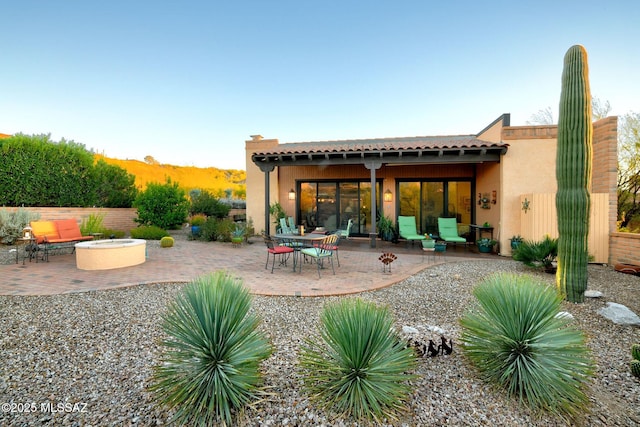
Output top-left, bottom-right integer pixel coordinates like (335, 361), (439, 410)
(0, 230), (491, 296)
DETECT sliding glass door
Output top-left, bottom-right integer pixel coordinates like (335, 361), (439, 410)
(398, 180), (472, 236)
(298, 180), (380, 236)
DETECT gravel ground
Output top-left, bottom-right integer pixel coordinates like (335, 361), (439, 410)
(0, 253), (639, 426)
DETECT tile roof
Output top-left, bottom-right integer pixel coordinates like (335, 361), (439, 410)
(253, 134), (507, 156)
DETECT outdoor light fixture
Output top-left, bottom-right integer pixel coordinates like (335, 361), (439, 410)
(384, 189), (393, 202)
(288, 189), (295, 200)
(491, 190), (497, 204)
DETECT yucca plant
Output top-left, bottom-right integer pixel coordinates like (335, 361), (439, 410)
(151, 272), (272, 426)
(299, 298), (417, 422)
(460, 273), (594, 416)
(512, 236), (558, 270)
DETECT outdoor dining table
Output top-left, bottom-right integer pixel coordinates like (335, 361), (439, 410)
(273, 233), (327, 272)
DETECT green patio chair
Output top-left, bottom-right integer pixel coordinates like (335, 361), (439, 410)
(397, 216), (426, 246)
(337, 218), (353, 239)
(437, 217), (467, 247)
(300, 234), (339, 278)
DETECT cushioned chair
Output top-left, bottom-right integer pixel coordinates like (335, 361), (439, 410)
(397, 216), (426, 246)
(263, 234), (294, 273)
(337, 219), (353, 239)
(300, 234), (339, 278)
(280, 217), (294, 234)
(437, 217), (467, 247)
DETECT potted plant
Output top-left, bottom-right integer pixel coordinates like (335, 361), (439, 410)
(377, 215), (395, 241)
(190, 214), (206, 237)
(421, 234), (436, 249)
(476, 237), (497, 253)
(231, 225), (245, 245)
(510, 235), (523, 250)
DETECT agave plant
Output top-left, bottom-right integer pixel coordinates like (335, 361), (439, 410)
(299, 298), (417, 422)
(151, 272), (272, 426)
(460, 273), (594, 416)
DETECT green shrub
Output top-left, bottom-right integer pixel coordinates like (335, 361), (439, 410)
(0, 208), (40, 245)
(299, 298), (417, 422)
(130, 225), (169, 240)
(199, 217), (236, 242)
(160, 236), (174, 248)
(189, 214), (207, 226)
(134, 178), (189, 230)
(151, 272), (272, 426)
(190, 190), (231, 218)
(512, 235), (558, 269)
(460, 273), (594, 416)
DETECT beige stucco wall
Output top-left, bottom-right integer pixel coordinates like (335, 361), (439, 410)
(500, 128), (558, 255)
(245, 135), (280, 234)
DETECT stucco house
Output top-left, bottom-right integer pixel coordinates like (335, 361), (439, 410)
(245, 114), (618, 264)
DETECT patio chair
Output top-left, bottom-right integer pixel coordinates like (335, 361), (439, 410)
(300, 234), (339, 278)
(263, 234), (294, 273)
(437, 217), (467, 247)
(397, 216), (426, 246)
(280, 217), (294, 234)
(287, 216), (296, 231)
(337, 218), (353, 239)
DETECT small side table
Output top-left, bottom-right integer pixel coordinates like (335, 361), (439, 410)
(15, 237), (39, 265)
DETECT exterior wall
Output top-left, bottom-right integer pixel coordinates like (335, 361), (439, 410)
(3, 207), (138, 233)
(610, 232), (640, 266)
(245, 135), (280, 234)
(500, 126), (557, 254)
(475, 162), (501, 238)
(593, 117), (619, 242)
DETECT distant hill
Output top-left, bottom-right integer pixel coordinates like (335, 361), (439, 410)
(96, 155), (246, 198)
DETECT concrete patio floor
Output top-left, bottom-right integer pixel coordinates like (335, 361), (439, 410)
(0, 233), (497, 297)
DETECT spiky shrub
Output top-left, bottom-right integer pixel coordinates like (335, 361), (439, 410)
(460, 273), (594, 416)
(160, 236), (174, 248)
(556, 44), (593, 303)
(151, 272), (272, 426)
(512, 236), (558, 270)
(299, 298), (417, 422)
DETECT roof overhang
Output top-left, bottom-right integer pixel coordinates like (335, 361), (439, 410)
(251, 136), (508, 170)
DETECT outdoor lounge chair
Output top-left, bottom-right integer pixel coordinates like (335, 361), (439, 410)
(437, 217), (467, 247)
(397, 216), (426, 246)
(337, 218), (353, 239)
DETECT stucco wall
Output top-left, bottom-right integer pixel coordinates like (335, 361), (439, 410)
(500, 126), (557, 254)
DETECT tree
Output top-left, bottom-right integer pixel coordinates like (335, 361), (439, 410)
(93, 159), (138, 208)
(144, 155), (159, 165)
(134, 178), (189, 229)
(527, 97), (610, 125)
(617, 112), (640, 230)
(189, 189), (231, 218)
(556, 44), (592, 303)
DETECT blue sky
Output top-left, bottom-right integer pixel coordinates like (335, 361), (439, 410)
(2, 1), (638, 170)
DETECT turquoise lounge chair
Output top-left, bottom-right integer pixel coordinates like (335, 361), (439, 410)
(437, 217), (467, 247)
(398, 216), (426, 246)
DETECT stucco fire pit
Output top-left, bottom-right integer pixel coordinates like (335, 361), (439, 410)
(75, 239), (146, 270)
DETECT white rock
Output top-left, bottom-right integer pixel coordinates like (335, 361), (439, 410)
(585, 290), (603, 298)
(402, 325), (419, 334)
(597, 302), (640, 326)
(427, 325), (446, 335)
(555, 311), (574, 320)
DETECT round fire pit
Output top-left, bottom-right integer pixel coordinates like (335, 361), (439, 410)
(75, 239), (146, 270)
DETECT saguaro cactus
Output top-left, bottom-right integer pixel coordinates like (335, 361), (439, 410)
(556, 45), (593, 303)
